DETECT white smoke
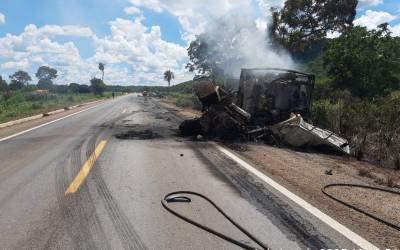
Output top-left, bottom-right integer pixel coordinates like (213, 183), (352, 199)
(194, 2), (295, 78)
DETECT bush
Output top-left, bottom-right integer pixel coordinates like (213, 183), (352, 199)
(6, 92), (26, 104)
(311, 99), (344, 134)
(312, 90), (400, 169)
(78, 84), (91, 93)
(31, 103), (43, 109)
(25, 91), (58, 101)
(175, 95), (192, 107)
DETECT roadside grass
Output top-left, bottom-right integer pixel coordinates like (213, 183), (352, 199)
(161, 91), (202, 110)
(0, 92), (115, 123)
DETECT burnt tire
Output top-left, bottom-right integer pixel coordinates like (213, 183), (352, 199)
(179, 119), (203, 136)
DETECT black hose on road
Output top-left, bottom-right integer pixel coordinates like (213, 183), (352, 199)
(161, 191), (269, 250)
(322, 183), (400, 231)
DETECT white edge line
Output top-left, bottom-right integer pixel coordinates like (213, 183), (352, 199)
(0, 103), (103, 142)
(215, 144), (379, 250)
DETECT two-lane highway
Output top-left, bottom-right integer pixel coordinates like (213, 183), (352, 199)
(0, 94), (366, 249)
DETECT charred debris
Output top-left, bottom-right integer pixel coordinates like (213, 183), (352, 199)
(179, 68), (350, 155)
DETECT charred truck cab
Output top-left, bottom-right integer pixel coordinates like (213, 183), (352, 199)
(237, 68), (315, 126)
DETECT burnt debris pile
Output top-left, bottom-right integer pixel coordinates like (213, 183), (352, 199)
(179, 68), (350, 155)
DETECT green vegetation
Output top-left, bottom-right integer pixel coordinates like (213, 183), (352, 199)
(36, 66), (58, 91)
(0, 90), (115, 123)
(269, 0), (357, 54)
(323, 24), (400, 97)
(154, 80), (200, 109)
(163, 91), (201, 110)
(90, 78), (107, 96)
(310, 88), (400, 168)
(300, 24), (400, 168)
(0, 65), (122, 123)
(166, 80), (194, 93)
(9, 70), (32, 90)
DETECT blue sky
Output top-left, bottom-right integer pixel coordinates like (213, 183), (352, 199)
(1, 0), (400, 86)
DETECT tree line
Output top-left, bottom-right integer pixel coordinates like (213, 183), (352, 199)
(0, 64), (108, 96)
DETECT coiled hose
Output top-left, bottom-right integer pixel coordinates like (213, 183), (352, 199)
(161, 191), (269, 250)
(322, 183), (400, 231)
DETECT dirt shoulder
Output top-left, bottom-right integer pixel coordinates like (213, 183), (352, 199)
(158, 98), (201, 119)
(159, 98), (400, 249)
(238, 144), (400, 249)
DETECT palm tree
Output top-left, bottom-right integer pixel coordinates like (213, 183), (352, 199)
(98, 63), (105, 81)
(164, 70), (174, 88)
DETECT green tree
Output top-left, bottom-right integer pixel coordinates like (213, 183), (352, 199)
(54, 84), (69, 94)
(37, 79), (54, 91)
(9, 70), (31, 90)
(78, 84), (91, 93)
(269, 0), (357, 53)
(0, 76), (8, 93)
(323, 24), (400, 97)
(36, 66), (57, 90)
(68, 83), (80, 93)
(90, 78), (106, 95)
(98, 63), (105, 81)
(164, 70), (174, 87)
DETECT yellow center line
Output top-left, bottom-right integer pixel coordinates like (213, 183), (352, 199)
(65, 140), (108, 195)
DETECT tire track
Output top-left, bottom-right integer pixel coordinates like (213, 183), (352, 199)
(54, 140), (110, 249)
(86, 132), (147, 250)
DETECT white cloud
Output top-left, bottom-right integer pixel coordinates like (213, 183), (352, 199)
(127, 0), (251, 42)
(357, 0), (383, 8)
(354, 10), (397, 30)
(390, 24), (400, 36)
(90, 17), (191, 85)
(0, 13), (4, 25)
(0, 18), (192, 86)
(34, 25), (93, 37)
(124, 6), (142, 15)
(1, 60), (30, 70)
(128, 0), (163, 13)
(326, 30), (341, 39)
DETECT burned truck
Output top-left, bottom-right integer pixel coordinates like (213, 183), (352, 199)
(180, 68), (350, 154)
(237, 68), (314, 126)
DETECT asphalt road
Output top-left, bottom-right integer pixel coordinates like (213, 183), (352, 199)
(0, 94), (361, 249)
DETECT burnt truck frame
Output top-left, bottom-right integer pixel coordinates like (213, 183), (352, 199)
(237, 68), (315, 126)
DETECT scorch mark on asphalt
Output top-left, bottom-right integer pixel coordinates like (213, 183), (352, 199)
(65, 140), (108, 195)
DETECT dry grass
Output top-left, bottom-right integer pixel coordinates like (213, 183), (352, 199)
(358, 168), (374, 178)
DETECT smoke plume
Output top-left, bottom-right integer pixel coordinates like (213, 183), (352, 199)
(197, 13), (295, 78)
